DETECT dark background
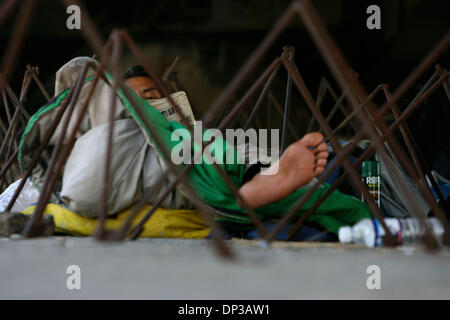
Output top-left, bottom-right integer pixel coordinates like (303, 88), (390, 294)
(1, 0), (450, 176)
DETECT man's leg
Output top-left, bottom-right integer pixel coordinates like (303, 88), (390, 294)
(238, 132), (328, 208)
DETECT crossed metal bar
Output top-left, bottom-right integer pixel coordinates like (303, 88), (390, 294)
(288, 71), (450, 241)
(10, 1), (282, 248)
(0, 0), (36, 92)
(308, 75), (357, 134)
(0, 69), (34, 189)
(25, 65), (51, 102)
(202, 0), (449, 247)
(13, 1), (244, 256)
(1, 0), (449, 252)
(61, 2), (267, 246)
(199, 0), (449, 247)
(111, 1), (447, 248)
(280, 46), (295, 153)
(300, 1), (447, 246)
(0, 65), (55, 192)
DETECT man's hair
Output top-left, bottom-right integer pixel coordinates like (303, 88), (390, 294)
(123, 65), (149, 80)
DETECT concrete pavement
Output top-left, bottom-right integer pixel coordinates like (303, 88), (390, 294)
(0, 236), (449, 299)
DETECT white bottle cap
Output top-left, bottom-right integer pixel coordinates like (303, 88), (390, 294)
(338, 226), (352, 243)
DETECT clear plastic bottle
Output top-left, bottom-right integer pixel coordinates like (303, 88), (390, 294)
(338, 217), (444, 248)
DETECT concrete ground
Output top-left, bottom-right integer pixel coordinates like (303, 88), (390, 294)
(0, 236), (449, 299)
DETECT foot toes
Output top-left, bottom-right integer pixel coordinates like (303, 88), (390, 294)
(314, 166), (325, 176)
(315, 158), (327, 167)
(314, 142), (328, 153)
(315, 151), (329, 159)
(301, 132), (324, 147)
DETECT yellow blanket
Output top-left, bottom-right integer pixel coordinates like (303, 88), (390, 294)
(22, 204), (210, 238)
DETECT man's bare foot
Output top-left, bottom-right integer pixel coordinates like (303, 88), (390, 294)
(237, 132), (329, 209)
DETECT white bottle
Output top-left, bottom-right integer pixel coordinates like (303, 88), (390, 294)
(338, 218), (444, 248)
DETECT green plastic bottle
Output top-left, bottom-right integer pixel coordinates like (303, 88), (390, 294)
(361, 160), (381, 207)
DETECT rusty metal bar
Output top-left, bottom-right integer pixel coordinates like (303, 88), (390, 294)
(264, 86), (379, 243)
(382, 84), (450, 241)
(95, 32), (121, 239)
(0, 150), (18, 186)
(119, 31), (267, 233)
(1, 87), (29, 130)
(238, 108), (251, 128)
(306, 77), (326, 133)
(150, 79), (270, 236)
(0, 75), (31, 124)
(114, 83), (236, 257)
(59, 0), (450, 250)
(38, 63), (105, 206)
(296, 0), (443, 249)
(0, 0), (18, 24)
(288, 73), (450, 240)
(443, 76), (450, 101)
(118, 31), (269, 239)
(242, 57), (280, 131)
(214, 103), (232, 129)
(410, 65), (443, 105)
(323, 82), (356, 133)
(0, 118), (7, 138)
(257, 106), (361, 244)
(0, 0), (36, 89)
(370, 38), (449, 125)
(281, 46), (295, 153)
(162, 56), (180, 83)
(53, 5), (233, 252)
(69, 29), (237, 253)
(2, 89), (12, 124)
(267, 98), (272, 129)
(22, 63), (89, 237)
(339, 83), (445, 249)
(1, 0), (444, 252)
(3, 72), (32, 165)
(267, 92), (300, 140)
(19, 67), (31, 102)
(391, 33), (450, 106)
(253, 109), (264, 130)
(0, 101), (21, 157)
(323, 66), (441, 144)
(115, 0), (380, 242)
(19, 63), (104, 236)
(3, 161), (17, 189)
(3, 110), (19, 169)
(220, 58), (282, 130)
(5, 80), (76, 212)
(117, 171), (168, 239)
(382, 84), (441, 198)
(269, 58), (398, 246)
(304, 2), (440, 249)
(331, 84), (385, 135)
(25, 65), (106, 239)
(26, 65), (51, 102)
(329, 68), (445, 149)
(0, 70), (32, 188)
(202, 1), (299, 127)
(323, 76), (354, 118)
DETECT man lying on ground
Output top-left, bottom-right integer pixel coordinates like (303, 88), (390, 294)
(121, 64), (371, 235)
(4, 57), (372, 237)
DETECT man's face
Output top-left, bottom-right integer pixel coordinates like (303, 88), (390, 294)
(125, 76), (162, 100)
